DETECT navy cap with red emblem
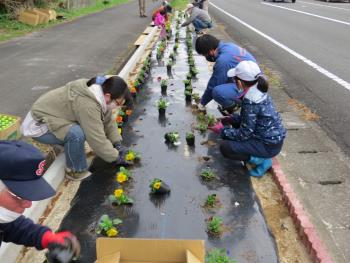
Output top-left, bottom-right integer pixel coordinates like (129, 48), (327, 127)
(0, 141), (56, 201)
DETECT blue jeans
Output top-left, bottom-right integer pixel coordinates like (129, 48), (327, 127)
(220, 139), (283, 162)
(33, 124), (88, 172)
(212, 83), (243, 109)
(192, 18), (212, 32)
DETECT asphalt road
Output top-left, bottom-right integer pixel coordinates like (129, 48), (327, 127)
(209, 0), (350, 155)
(0, 0), (160, 117)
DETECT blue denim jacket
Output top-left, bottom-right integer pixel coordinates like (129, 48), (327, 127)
(221, 85), (286, 145)
(201, 42), (256, 106)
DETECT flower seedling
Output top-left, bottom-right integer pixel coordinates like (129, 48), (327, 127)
(185, 89), (192, 102)
(207, 114), (217, 127)
(96, 214), (122, 237)
(160, 79), (168, 94)
(166, 61), (173, 73)
(206, 249), (236, 263)
(164, 132), (180, 145)
(186, 132), (195, 146)
(109, 188), (134, 206)
(200, 167), (215, 181)
(149, 178), (171, 194)
(125, 149), (141, 163)
(197, 122), (208, 134)
(206, 216), (224, 237)
(183, 79), (191, 88)
(190, 67), (199, 77)
(192, 93), (200, 104)
(204, 194), (220, 208)
(157, 97), (168, 115)
(160, 79), (168, 88)
(116, 166), (131, 183)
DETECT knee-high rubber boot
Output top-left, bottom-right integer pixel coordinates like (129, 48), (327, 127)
(248, 156), (265, 165)
(249, 158), (272, 177)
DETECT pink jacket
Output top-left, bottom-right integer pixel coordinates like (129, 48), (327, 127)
(154, 12), (165, 27)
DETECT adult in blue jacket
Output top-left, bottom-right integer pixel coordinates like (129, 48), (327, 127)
(195, 34), (256, 112)
(210, 61), (286, 177)
(0, 141), (80, 260)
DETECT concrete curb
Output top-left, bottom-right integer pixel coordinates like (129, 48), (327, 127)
(271, 158), (334, 263)
(0, 25), (160, 263)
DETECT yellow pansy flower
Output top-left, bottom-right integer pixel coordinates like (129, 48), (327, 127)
(106, 227), (118, 237)
(118, 128), (122, 135)
(116, 172), (127, 183)
(125, 152), (135, 161)
(153, 182), (161, 190)
(114, 189), (124, 198)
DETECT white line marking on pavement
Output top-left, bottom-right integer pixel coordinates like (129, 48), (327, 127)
(210, 2), (350, 91)
(262, 2), (350, 26)
(299, 1), (350, 11)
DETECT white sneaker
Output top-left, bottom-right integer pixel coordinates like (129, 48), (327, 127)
(65, 168), (92, 181)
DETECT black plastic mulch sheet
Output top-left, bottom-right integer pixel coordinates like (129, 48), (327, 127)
(59, 25), (278, 263)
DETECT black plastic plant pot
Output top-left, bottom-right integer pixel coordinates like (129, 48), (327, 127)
(159, 108), (166, 116)
(132, 93), (137, 99)
(186, 137), (195, 146)
(167, 65), (172, 73)
(185, 94), (192, 102)
(153, 181), (171, 194)
(161, 85), (167, 94)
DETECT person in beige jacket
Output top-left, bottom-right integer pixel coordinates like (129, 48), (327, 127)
(21, 76), (132, 181)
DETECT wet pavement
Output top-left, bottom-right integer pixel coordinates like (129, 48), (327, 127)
(59, 22), (278, 263)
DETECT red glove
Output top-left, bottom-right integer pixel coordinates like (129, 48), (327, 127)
(42, 231), (80, 257)
(208, 122), (224, 134)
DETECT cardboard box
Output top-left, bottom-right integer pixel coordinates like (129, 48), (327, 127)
(38, 8), (57, 20)
(0, 114), (21, 140)
(18, 11), (39, 26)
(96, 238), (205, 263)
(31, 9), (50, 24)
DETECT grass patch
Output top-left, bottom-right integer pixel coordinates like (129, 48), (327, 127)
(0, 0), (128, 42)
(171, 0), (188, 10)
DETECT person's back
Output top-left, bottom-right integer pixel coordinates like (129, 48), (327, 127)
(217, 42), (256, 70)
(190, 6), (211, 23)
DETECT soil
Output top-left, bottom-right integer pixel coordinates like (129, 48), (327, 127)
(251, 174), (312, 263)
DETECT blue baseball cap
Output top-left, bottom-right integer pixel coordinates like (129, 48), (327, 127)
(0, 141), (56, 201)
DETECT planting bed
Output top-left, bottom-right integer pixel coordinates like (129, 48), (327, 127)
(59, 16), (278, 263)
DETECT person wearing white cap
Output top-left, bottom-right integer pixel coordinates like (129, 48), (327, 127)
(194, 34), (257, 114)
(209, 61), (286, 177)
(181, 4), (212, 34)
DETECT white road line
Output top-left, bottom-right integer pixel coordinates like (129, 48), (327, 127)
(210, 2), (350, 91)
(299, 0), (350, 11)
(262, 2), (350, 26)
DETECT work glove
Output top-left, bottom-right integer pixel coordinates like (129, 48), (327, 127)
(113, 142), (129, 155)
(208, 122), (224, 134)
(115, 151), (133, 166)
(198, 103), (206, 114)
(42, 231), (80, 263)
(219, 116), (234, 126)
